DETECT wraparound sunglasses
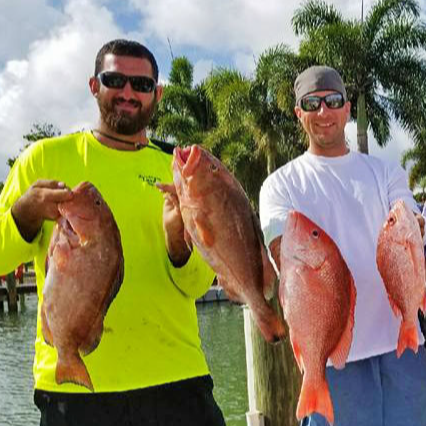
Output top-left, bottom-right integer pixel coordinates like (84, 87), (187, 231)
(300, 93), (345, 112)
(97, 71), (156, 93)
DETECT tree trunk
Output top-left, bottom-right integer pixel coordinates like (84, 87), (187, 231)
(250, 297), (302, 426)
(356, 92), (369, 154)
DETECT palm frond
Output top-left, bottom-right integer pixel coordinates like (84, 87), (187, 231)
(292, 0), (343, 36)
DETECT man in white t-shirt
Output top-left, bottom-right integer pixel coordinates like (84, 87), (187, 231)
(259, 65), (426, 426)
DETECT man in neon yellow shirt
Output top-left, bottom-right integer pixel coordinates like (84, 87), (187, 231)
(0, 39), (226, 426)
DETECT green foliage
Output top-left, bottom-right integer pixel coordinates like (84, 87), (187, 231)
(152, 56), (216, 146)
(7, 123), (61, 169)
(202, 46), (307, 206)
(401, 138), (426, 190)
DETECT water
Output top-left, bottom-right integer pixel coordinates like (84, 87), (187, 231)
(0, 296), (248, 426)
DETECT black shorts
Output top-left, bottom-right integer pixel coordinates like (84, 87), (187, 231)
(34, 375), (226, 426)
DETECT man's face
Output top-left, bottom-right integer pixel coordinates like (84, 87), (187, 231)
(294, 90), (351, 156)
(90, 53), (162, 135)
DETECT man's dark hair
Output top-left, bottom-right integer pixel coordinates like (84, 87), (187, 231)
(94, 39), (159, 82)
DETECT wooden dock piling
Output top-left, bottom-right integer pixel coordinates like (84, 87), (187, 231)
(6, 272), (18, 313)
(244, 297), (302, 426)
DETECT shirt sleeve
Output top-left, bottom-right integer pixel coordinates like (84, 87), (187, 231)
(0, 145), (43, 275)
(259, 171), (293, 248)
(167, 246), (216, 299)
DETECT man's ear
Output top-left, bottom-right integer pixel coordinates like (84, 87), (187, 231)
(294, 106), (302, 120)
(89, 76), (99, 97)
(155, 84), (164, 103)
(345, 101), (351, 122)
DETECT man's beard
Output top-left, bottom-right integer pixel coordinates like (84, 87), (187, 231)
(98, 96), (156, 135)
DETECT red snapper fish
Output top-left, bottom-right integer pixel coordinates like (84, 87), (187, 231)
(376, 199), (426, 357)
(280, 211), (356, 425)
(42, 181), (124, 391)
(158, 145), (285, 343)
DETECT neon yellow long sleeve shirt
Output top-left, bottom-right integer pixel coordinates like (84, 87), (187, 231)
(0, 131), (215, 393)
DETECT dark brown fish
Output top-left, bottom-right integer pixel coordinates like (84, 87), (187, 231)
(159, 145), (285, 343)
(42, 181), (124, 391)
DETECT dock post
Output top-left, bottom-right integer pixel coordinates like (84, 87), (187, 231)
(244, 306), (265, 426)
(6, 272), (18, 313)
(244, 297), (301, 426)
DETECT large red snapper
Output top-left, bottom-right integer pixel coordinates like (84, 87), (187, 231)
(42, 181), (124, 391)
(376, 200), (426, 358)
(159, 145), (285, 343)
(280, 211), (356, 425)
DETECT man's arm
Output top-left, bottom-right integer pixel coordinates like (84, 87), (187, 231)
(158, 183), (191, 267)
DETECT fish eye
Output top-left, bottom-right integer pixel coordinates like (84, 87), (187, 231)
(95, 200), (101, 206)
(312, 229), (320, 239)
(210, 163), (218, 172)
(388, 216), (396, 225)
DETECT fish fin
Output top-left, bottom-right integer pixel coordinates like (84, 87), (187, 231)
(217, 276), (242, 303)
(251, 211), (277, 301)
(80, 312), (104, 356)
(388, 295), (402, 318)
(56, 352), (94, 392)
(184, 229), (193, 251)
(329, 274), (356, 370)
(249, 302), (286, 343)
(296, 376), (334, 425)
(194, 217), (215, 247)
(291, 338), (304, 373)
(104, 254), (125, 313)
(41, 304), (53, 347)
(261, 246), (277, 301)
(397, 320), (418, 358)
(421, 293), (426, 314)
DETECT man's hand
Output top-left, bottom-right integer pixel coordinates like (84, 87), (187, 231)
(157, 183), (191, 267)
(415, 213), (425, 238)
(11, 180), (73, 242)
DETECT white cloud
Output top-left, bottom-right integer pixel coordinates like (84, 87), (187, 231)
(0, 0), (65, 65)
(193, 59), (214, 85)
(0, 0), (124, 180)
(0, 0), (423, 182)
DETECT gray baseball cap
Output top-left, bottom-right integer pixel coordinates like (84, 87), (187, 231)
(294, 66), (347, 105)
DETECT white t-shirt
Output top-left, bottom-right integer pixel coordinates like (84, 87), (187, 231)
(259, 150), (422, 363)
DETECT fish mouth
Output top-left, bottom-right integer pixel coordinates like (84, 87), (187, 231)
(57, 217), (82, 248)
(58, 206), (90, 247)
(175, 145), (201, 178)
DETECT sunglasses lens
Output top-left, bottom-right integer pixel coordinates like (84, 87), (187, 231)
(324, 93), (344, 109)
(300, 93), (345, 111)
(130, 76), (156, 93)
(99, 72), (127, 89)
(301, 96), (321, 112)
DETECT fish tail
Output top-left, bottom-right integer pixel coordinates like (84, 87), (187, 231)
(56, 352), (94, 392)
(252, 304), (286, 343)
(397, 320), (419, 358)
(297, 376), (334, 425)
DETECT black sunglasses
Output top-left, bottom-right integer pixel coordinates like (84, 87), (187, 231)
(300, 93), (345, 112)
(97, 72), (156, 93)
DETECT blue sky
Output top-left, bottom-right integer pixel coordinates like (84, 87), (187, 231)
(0, 0), (425, 181)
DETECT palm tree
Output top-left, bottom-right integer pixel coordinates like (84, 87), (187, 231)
(203, 46), (306, 205)
(292, 0), (426, 154)
(401, 135), (426, 190)
(152, 56), (216, 146)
